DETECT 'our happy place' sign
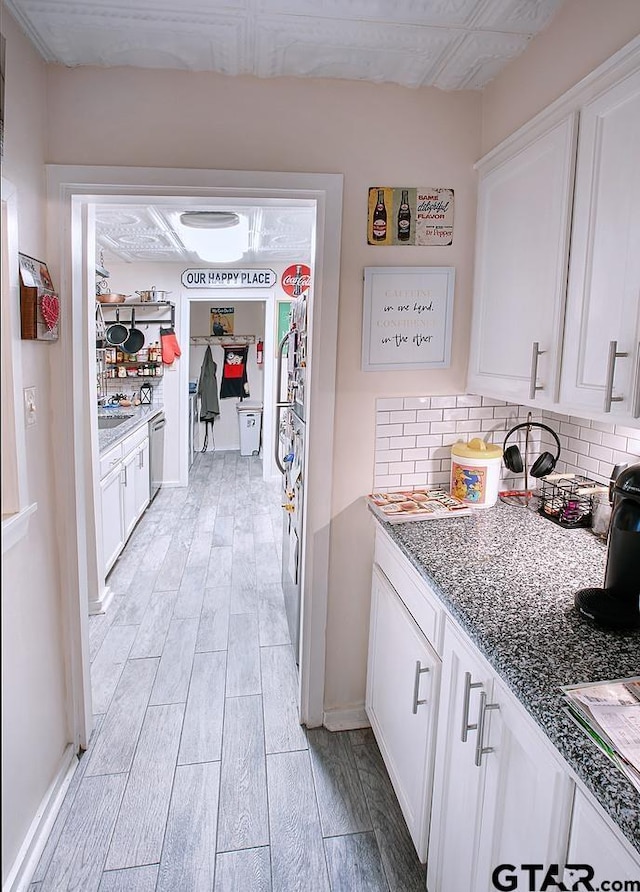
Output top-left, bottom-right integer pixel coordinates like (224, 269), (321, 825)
(362, 267), (455, 371)
(181, 268), (277, 288)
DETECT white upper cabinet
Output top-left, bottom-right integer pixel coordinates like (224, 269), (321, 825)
(559, 68), (640, 422)
(468, 40), (640, 424)
(467, 113), (577, 407)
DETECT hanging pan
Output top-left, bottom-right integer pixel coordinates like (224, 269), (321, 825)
(105, 308), (129, 346)
(122, 309), (145, 354)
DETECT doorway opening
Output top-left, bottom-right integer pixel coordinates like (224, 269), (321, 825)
(47, 165), (343, 752)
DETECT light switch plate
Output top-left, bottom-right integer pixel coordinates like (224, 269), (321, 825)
(24, 386), (37, 426)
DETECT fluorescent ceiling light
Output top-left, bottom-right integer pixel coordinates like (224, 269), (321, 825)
(175, 212), (249, 262)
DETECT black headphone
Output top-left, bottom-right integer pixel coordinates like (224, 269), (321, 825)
(502, 422), (561, 479)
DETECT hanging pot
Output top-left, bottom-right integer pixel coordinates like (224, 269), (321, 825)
(105, 308), (129, 346)
(122, 309), (145, 354)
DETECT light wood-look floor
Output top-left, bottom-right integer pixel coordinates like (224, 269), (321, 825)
(30, 451), (426, 892)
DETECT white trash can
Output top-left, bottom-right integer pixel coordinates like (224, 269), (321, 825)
(237, 402), (263, 456)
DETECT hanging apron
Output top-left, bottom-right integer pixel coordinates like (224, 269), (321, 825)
(220, 345), (250, 400)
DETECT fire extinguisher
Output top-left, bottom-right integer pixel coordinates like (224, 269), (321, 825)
(256, 339), (263, 366)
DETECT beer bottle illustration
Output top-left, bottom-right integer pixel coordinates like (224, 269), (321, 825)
(397, 189), (411, 242)
(372, 189), (387, 241)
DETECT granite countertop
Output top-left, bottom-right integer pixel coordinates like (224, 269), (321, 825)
(376, 501), (640, 854)
(98, 405), (164, 454)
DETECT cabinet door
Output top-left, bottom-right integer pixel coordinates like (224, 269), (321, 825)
(566, 788), (640, 885)
(468, 114), (577, 406)
(100, 464), (124, 574)
(560, 69), (640, 421)
(427, 620), (495, 892)
(366, 565), (441, 861)
(133, 438), (150, 520)
(121, 451), (137, 540)
(476, 676), (574, 888)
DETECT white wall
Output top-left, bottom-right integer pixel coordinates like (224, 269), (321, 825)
(1, 5), (70, 882)
(481, 0), (640, 154)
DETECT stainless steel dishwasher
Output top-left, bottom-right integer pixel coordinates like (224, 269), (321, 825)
(149, 413), (165, 501)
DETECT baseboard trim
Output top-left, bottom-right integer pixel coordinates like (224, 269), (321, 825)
(323, 704), (370, 732)
(88, 582), (114, 616)
(3, 744), (78, 892)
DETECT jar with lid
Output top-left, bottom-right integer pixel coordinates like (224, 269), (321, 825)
(450, 438), (503, 508)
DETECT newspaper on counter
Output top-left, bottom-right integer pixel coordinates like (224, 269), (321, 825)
(366, 489), (472, 524)
(561, 677), (640, 793)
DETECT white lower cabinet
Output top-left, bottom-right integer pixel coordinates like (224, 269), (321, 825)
(99, 426), (150, 576)
(565, 789), (640, 885)
(427, 620), (573, 892)
(100, 463), (124, 573)
(366, 564), (441, 862)
(368, 532), (640, 887)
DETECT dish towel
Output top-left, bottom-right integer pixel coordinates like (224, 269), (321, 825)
(220, 345), (250, 400)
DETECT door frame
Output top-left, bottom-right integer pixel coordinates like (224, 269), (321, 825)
(46, 165), (343, 747)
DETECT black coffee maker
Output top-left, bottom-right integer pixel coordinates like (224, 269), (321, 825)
(575, 462), (640, 629)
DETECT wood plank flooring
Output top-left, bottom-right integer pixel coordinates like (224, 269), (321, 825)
(30, 451), (426, 892)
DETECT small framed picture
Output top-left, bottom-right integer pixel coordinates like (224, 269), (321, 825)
(362, 266), (455, 371)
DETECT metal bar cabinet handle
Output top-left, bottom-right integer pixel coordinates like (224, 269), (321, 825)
(474, 691), (500, 767)
(412, 661), (430, 714)
(461, 671), (483, 742)
(529, 342), (545, 400)
(603, 340), (628, 413)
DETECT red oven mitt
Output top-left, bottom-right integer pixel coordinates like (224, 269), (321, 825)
(160, 327), (182, 364)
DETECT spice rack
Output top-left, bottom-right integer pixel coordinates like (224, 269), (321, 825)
(103, 344), (164, 379)
(538, 474), (607, 529)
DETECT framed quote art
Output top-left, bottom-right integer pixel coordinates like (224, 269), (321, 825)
(361, 267), (455, 372)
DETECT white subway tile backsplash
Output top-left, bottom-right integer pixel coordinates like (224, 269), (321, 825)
(377, 450), (403, 463)
(404, 423), (433, 436)
(389, 461), (417, 474)
(389, 410), (417, 424)
(401, 473), (429, 486)
(588, 443), (613, 463)
(415, 435), (443, 448)
(430, 396), (458, 409)
(581, 428), (603, 446)
(430, 421), (460, 435)
(403, 397), (431, 410)
(469, 407), (495, 420)
(374, 474), (402, 489)
(389, 436), (417, 449)
(443, 408), (469, 421)
(614, 424), (640, 438)
(377, 424), (404, 437)
(560, 422), (581, 438)
(415, 460), (442, 473)
(455, 394), (483, 408)
(416, 409), (444, 422)
(373, 394), (639, 492)
(601, 432), (628, 451)
(376, 398), (404, 411)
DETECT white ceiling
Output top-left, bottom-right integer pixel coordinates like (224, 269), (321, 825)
(7, 0), (564, 91)
(9, 0), (566, 265)
(95, 203), (316, 266)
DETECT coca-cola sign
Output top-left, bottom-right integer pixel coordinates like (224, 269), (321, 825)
(281, 264), (311, 297)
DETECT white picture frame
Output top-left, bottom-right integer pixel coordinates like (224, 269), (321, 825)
(361, 266), (455, 371)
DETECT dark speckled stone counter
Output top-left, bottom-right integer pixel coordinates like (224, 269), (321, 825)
(98, 405), (164, 454)
(376, 502), (640, 854)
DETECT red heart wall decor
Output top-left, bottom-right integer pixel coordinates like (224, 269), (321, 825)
(41, 293), (60, 331)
